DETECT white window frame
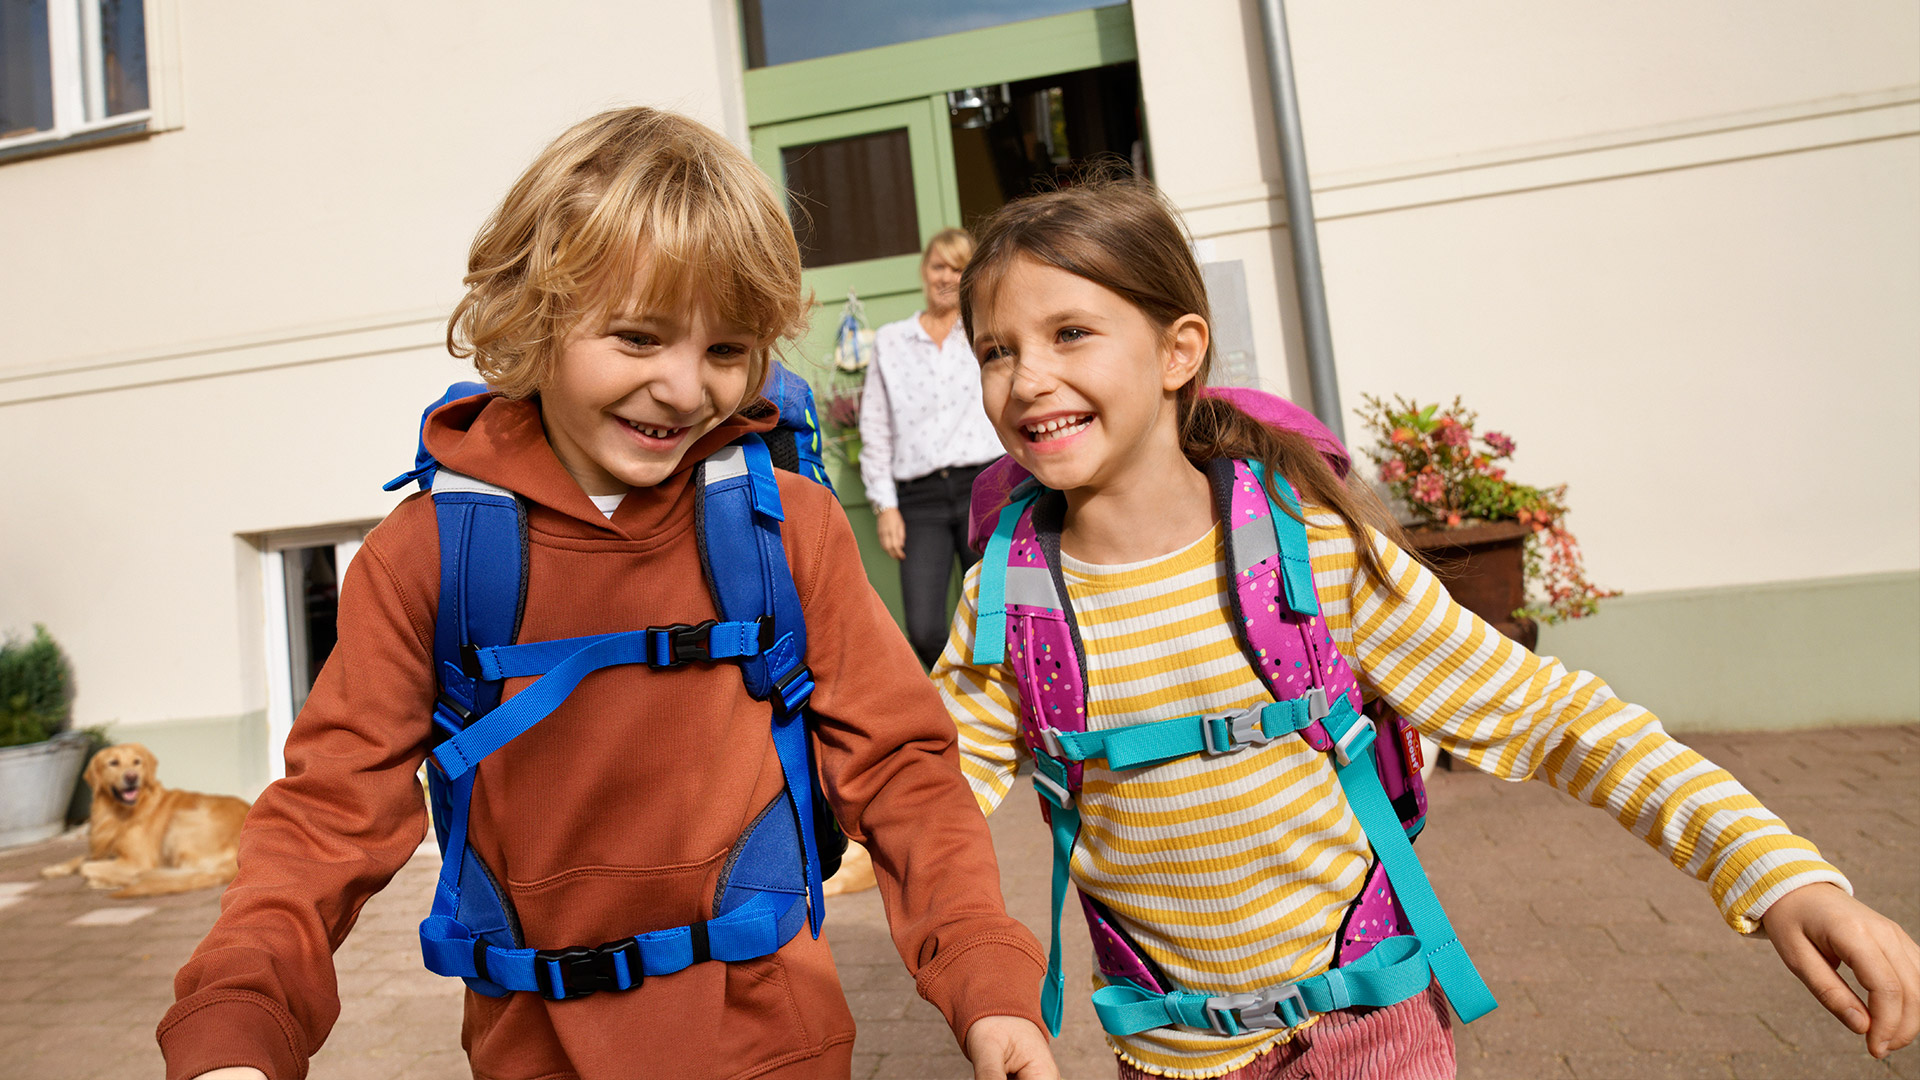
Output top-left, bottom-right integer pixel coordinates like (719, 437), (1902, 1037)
(259, 525), (374, 782)
(1, 0), (182, 159)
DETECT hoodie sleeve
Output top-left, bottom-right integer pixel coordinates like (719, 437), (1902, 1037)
(786, 480), (1048, 1045)
(157, 499), (439, 1080)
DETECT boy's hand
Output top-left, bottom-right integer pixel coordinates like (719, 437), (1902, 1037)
(1761, 882), (1920, 1059)
(964, 1015), (1059, 1080)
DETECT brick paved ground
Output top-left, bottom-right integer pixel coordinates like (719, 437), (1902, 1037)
(1, 726), (1913, 1080)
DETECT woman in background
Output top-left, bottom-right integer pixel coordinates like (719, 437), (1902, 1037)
(859, 228), (1005, 668)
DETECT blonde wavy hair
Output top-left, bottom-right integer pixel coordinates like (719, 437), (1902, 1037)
(448, 107), (809, 401)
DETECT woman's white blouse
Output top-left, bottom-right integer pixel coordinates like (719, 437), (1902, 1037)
(856, 313), (1005, 511)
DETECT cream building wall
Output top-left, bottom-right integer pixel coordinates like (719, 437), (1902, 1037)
(5, 1), (1916, 797)
(1132, 0), (1919, 728)
(0, 0), (751, 794)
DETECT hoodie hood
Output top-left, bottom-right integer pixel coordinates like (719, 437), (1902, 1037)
(421, 392), (777, 538)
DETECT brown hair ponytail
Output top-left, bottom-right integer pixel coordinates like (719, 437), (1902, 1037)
(963, 177), (1410, 598)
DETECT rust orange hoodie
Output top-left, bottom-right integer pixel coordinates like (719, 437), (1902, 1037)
(158, 395), (1046, 1080)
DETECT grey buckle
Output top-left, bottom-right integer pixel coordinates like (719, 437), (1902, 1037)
(1205, 982), (1306, 1033)
(1031, 765), (1073, 808)
(1035, 725), (1066, 760)
(1200, 707), (1268, 755)
(1305, 687), (1329, 721)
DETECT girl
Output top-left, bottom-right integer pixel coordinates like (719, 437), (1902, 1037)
(934, 181), (1920, 1079)
(162, 108), (1056, 1080)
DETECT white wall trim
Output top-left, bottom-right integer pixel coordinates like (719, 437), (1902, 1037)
(0, 307), (450, 406)
(1178, 87), (1920, 239)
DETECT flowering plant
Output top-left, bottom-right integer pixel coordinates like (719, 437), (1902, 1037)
(1357, 394), (1617, 623)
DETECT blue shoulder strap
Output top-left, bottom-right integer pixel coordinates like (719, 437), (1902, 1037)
(697, 435), (826, 937)
(422, 466), (528, 996)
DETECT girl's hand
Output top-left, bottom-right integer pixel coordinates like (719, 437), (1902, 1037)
(189, 1071), (268, 1080)
(964, 1015), (1059, 1080)
(1760, 882), (1920, 1058)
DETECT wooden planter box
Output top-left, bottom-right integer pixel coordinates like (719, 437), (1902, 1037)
(1403, 519), (1538, 652)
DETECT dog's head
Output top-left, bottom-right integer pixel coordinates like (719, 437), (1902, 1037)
(86, 744), (157, 810)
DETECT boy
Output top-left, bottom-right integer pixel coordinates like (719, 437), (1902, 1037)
(162, 108), (1057, 1080)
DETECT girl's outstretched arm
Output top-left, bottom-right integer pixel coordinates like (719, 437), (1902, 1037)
(1760, 882), (1920, 1058)
(1309, 508), (1916, 1056)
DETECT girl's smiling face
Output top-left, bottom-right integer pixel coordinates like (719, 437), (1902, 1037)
(540, 297), (759, 494)
(974, 256), (1206, 496)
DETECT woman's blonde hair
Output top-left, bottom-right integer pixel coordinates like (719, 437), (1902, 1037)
(923, 226), (975, 273)
(960, 179), (1411, 597)
(449, 107), (809, 401)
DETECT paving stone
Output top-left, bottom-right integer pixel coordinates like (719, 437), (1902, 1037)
(1566, 1049), (1737, 1078)
(1727, 1049), (1897, 1079)
(1457, 1049), (1577, 1079)
(1, 725), (1913, 1076)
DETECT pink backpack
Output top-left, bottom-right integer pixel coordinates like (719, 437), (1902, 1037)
(966, 387), (1495, 1039)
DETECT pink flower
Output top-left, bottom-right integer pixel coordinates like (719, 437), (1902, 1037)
(1438, 424), (1469, 450)
(1379, 459), (1407, 482)
(1483, 431), (1516, 457)
(1411, 471), (1445, 505)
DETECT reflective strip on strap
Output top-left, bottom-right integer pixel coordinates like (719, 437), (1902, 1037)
(1004, 565), (1063, 610)
(705, 444), (750, 483)
(1228, 513), (1281, 578)
(431, 469), (515, 498)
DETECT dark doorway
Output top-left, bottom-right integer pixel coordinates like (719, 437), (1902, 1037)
(947, 61), (1146, 231)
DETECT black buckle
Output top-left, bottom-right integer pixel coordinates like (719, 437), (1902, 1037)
(773, 663), (815, 713)
(647, 619), (718, 669)
(535, 937), (642, 1000)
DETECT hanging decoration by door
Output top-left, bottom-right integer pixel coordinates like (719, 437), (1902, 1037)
(821, 292), (875, 467)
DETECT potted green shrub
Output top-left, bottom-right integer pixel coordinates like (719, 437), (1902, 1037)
(1357, 395), (1617, 650)
(0, 625), (87, 849)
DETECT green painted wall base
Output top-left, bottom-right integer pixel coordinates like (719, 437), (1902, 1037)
(1536, 570), (1919, 732)
(105, 709), (268, 800)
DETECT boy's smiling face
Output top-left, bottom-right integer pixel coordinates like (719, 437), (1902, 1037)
(540, 297), (759, 495)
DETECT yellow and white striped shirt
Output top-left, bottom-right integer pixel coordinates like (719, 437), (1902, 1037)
(935, 509), (1848, 1078)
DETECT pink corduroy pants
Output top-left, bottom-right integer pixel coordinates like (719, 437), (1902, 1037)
(1114, 983), (1456, 1080)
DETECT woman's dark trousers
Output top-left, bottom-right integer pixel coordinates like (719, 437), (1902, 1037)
(895, 463), (987, 669)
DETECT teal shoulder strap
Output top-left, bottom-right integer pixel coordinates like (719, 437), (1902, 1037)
(971, 493), (1034, 665)
(1246, 461), (1319, 617)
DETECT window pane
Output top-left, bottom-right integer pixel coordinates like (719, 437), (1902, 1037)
(99, 0), (147, 116)
(781, 128), (920, 268)
(0, 0), (54, 138)
(742, 0), (1124, 69)
(285, 545), (339, 716)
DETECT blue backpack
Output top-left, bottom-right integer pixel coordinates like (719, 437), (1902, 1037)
(382, 364), (843, 1001)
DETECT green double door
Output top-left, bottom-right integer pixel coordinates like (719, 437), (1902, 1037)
(746, 5), (1143, 622)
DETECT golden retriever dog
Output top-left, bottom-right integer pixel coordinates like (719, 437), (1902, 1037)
(40, 743), (251, 898)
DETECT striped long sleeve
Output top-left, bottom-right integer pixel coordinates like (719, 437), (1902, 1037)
(935, 509), (1847, 1078)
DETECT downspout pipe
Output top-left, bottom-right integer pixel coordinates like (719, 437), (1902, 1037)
(1254, 0), (1345, 443)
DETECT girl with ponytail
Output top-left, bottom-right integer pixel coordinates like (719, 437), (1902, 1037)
(933, 181), (1916, 1078)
